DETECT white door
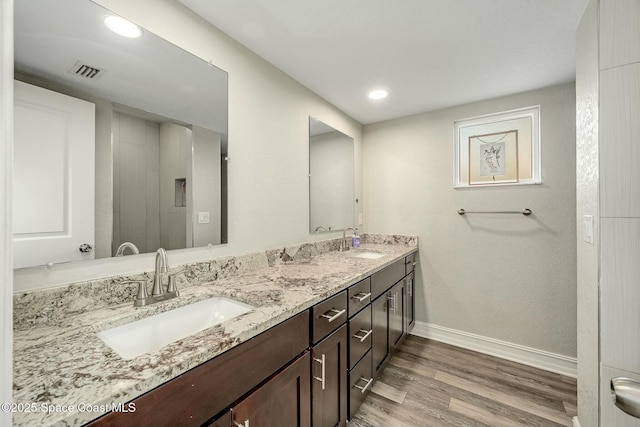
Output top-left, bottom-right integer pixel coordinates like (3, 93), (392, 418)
(13, 80), (95, 268)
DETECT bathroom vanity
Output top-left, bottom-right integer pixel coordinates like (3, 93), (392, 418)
(12, 235), (417, 427)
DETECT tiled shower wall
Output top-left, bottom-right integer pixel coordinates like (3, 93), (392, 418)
(112, 112), (161, 255)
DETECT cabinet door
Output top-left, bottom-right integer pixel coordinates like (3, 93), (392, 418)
(406, 272), (415, 329)
(372, 292), (389, 375)
(231, 352), (311, 427)
(389, 280), (404, 350)
(312, 325), (347, 427)
(205, 411), (230, 427)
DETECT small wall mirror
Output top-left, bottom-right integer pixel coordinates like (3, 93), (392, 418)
(13, 0), (228, 268)
(309, 117), (355, 234)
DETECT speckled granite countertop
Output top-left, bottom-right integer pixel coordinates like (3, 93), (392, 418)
(12, 237), (417, 427)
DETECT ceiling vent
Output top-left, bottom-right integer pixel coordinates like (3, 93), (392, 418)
(68, 60), (106, 80)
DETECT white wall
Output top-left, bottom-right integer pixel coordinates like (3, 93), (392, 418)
(0, 0), (12, 424)
(363, 83), (577, 359)
(575, 0), (600, 424)
(13, 0), (363, 291)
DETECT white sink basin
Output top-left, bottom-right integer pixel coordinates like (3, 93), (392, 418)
(352, 251), (384, 259)
(97, 297), (253, 360)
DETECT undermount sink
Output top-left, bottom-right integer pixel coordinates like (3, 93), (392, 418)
(97, 297), (253, 360)
(351, 251), (385, 259)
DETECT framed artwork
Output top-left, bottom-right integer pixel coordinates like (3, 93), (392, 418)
(454, 106), (540, 188)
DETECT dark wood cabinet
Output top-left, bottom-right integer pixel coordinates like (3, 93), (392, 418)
(311, 325), (347, 427)
(206, 411), (231, 427)
(349, 350), (373, 420)
(389, 280), (405, 350)
(406, 271), (415, 329)
(371, 276), (407, 377)
(372, 291), (390, 376)
(231, 352), (311, 427)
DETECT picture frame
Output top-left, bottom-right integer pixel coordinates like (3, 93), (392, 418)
(454, 106), (540, 188)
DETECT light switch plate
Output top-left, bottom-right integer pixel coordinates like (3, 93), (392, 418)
(583, 215), (594, 244)
(358, 213), (363, 226)
(198, 212), (210, 224)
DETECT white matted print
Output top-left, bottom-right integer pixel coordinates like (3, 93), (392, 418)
(454, 106), (540, 188)
(469, 130), (518, 185)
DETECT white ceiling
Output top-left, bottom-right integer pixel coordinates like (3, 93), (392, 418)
(179, 0), (588, 125)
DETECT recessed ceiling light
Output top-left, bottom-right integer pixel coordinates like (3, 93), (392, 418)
(368, 89), (388, 100)
(104, 16), (142, 39)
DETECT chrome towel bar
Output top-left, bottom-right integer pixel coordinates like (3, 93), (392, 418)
(458, 208), (532, 216)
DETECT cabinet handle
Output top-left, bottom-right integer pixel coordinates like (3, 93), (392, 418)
(352, 328), (373, 342)
(320, 308), (346, 322)
(313, 354), (326, 390)
(408, 279), (413, 297)
(611, 377), (640, 419)
(354, 377), (374, 393)
(351, 292), (371, 302)
(387, 294), (397, 313)
(234, 420), (249, 427)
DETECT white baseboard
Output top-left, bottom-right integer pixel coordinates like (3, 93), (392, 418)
(572, 416), (581, 427)
(410, 321), (577, 378)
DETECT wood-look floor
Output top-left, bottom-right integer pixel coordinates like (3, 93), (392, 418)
(350, 336), (577, 427)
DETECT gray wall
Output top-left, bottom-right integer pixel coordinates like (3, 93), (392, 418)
(363, 83), (577, 358)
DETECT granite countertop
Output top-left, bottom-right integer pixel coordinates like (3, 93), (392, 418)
(12, 240), (417, 427)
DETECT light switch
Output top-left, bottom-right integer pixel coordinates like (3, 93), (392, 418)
(198, 212), (210, 224)
(358, 213), (363, 226)
(583, 215), (594, 244)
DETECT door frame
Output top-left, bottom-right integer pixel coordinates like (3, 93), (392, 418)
(1, 0), (14, 425)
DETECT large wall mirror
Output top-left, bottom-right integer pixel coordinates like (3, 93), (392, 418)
(309, 117), (355, 234)
(13, 0), (228, 269)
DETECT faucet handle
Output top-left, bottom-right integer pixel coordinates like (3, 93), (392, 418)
(121, 280), (149, 306)
(167, 270), (185, 295)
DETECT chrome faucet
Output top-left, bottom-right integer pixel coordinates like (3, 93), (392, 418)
(115, 241), (139, 257)
(340, 228), (356, 252)
(128, 248), (183, 307)
(152, 248), (169, 296)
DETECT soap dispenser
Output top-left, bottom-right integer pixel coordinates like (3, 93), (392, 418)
(352, 228), (360, 248)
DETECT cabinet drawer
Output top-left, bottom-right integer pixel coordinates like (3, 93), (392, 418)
(405, 252), (417, 275)
(312, 290), (348, 343)
(348, 277), (371, 317)
(349, 305), (372, 370)
(371, 259), (405, 299)
(349, 350), (373, 420)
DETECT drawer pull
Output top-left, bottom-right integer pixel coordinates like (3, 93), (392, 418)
(351, 292), (371, 302)
(320, 308), (346, 322)
(354, 377), (374, 393)
(353, 328), (372, 342)
(313, 354), (326, 390)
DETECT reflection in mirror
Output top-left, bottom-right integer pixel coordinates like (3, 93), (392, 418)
(309, 117), (355, 234)
(13, 0), (228, 268)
